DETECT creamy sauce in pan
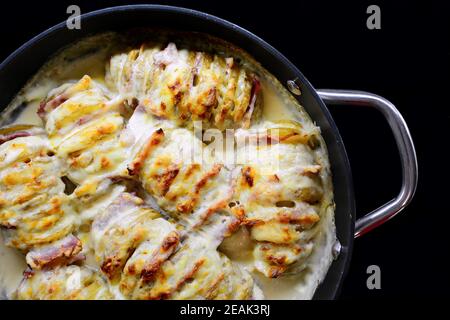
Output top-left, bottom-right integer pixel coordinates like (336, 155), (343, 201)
(0, 33), (336, 300)
(0, 234), (26, 299)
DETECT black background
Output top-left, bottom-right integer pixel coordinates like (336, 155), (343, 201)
(0, 0), (448, 299)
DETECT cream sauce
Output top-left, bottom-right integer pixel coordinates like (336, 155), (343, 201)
(261, 82), (295, 122)
(0, 33), (336, 300)
(11, 101), (42, 126)
(0, 234), (26, 299)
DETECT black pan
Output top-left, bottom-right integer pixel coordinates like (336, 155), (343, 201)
(0, 5), (418, 299)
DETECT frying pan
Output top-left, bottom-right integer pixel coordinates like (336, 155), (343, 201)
(0, 5), (418, 299)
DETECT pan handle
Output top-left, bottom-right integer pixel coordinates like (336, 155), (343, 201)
(316, 90), (418, 238)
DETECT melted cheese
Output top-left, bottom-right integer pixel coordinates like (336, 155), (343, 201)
(16, 265), (112, 300)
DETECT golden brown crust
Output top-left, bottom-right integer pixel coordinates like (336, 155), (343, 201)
(128, 128), (165, 176)
(176, 164), (223, 214)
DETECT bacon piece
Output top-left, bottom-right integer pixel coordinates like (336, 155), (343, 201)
(37, 94), (68, 120)
(25, 234), (84, 270)
(0, 132), (31, 145)
(0, 125), (44, 145)
(241, 77), (261, 128)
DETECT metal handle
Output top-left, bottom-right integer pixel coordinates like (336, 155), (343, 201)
(317, 89), (418, 238)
